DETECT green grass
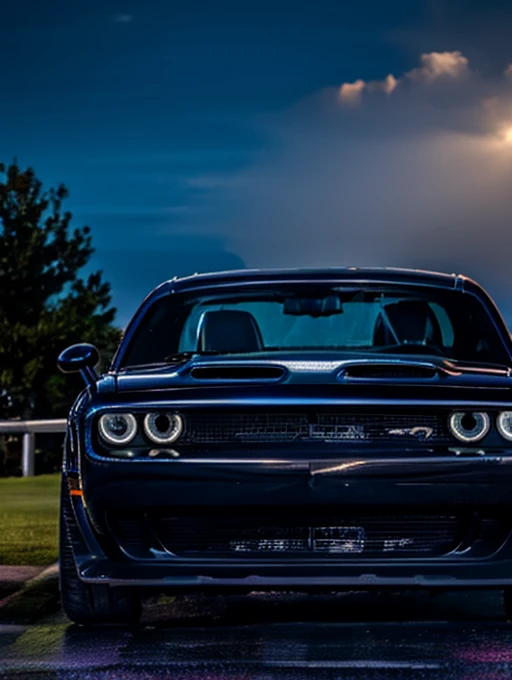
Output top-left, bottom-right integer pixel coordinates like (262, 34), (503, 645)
(0, 474), (60, 566)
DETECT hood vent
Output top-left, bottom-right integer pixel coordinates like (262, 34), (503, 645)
(189, 365), (285, 382)
(339, 363), (438, 381)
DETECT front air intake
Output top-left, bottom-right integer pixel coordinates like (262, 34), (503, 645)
(339, 363), (438, 381)
(189, 365), (285, 382)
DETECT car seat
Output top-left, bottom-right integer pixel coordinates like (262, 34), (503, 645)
(373, 300), (443, 347)
(196, 309), (264, 353)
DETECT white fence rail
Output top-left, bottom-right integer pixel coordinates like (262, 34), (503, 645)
(0, 419), (67, 476)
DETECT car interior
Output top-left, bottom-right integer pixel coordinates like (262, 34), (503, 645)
(196, 309), (265, 353)
(372, 300), (444, 348)
(195, 302), (444, 354)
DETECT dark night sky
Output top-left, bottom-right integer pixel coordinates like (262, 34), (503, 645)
(2, 0), (512, 325)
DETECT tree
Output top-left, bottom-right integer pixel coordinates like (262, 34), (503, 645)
(0, 162), (120, 418)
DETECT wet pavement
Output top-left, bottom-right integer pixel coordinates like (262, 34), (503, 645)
(1, 589), (512, 679)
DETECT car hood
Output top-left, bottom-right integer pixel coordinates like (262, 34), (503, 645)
(107, 352), (512, 402)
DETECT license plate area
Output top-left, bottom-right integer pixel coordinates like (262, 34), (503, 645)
(229, 526), (366, 554)
(314, 526), (366, 554)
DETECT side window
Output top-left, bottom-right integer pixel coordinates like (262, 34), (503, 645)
(429, 303), (454, 348)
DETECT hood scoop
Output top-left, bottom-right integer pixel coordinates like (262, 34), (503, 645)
(339, 362), (440, 381)
(189, 365), (285, 382)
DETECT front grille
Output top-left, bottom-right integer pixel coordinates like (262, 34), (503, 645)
(182, 414), (307, 444)
(180, 412), (449, 445)
(112, 511), (468, 559)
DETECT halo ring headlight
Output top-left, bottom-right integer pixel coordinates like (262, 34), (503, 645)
(449, 411), (490, 443)
(144, 413), (183, 445)
(497, 411), (512, 441)
(98, 413), (137, 446)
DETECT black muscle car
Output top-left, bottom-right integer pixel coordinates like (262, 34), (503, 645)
(58, 267), (512, 624)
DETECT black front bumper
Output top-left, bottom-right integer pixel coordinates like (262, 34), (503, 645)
(67, 450), (512, 588)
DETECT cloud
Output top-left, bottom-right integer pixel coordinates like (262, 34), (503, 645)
(213, 50), (512, 314)
(367, 74), (399, 95)
(505, 64), (512, 80)
(339, 51), (470, 107)
(341, 75), (398, 105)
(406, 50), (470, 83)
(113, 14), (133, 23)
(339, 79), (366, 105)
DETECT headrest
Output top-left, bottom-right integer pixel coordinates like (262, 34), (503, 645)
(197, 310), (264, 353)
(373, 300), (442, 347)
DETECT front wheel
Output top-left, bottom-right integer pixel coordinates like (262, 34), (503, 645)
(59, 478), (141, 626)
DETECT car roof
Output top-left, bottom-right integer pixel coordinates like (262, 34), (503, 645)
(168, 267), (467, 292)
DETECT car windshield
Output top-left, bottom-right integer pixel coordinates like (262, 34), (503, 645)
(120, 284), (510, 368)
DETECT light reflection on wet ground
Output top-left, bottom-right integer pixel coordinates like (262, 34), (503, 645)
(1, 590), (512, 679)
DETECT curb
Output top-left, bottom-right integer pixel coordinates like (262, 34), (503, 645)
(0, 566), (44, 585)
(31, 563), (59, 583)
(0, 563), (59, 610)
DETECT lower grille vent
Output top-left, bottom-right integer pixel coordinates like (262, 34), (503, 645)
(155, 513), (462, 557)
(111, 510), (469, 559)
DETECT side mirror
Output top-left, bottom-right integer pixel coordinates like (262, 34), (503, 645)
(58, 343), (100, 386)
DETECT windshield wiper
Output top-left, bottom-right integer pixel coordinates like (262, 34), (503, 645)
(372, 344), (447, 357)
(121, 351), (225, 371)
(163, 351), (198, 363)
(163, 350), (241, 362)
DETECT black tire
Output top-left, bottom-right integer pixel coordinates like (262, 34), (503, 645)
(59, 477), (141, 625)
(504, 588), (512, 621)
